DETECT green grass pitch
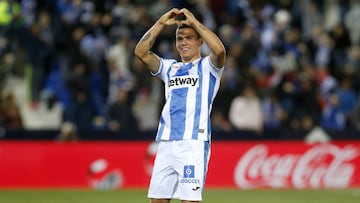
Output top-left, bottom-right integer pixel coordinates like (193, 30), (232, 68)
(0, 188), (359, 203)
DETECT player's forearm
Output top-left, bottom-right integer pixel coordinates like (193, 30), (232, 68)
(192, 20), (226, 59)
(134, 21), (165, 59)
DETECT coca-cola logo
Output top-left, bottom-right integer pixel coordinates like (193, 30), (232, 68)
(234, 144), (358, 189)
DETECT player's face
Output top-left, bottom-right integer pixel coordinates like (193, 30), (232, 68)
(176, 27), (202, 62)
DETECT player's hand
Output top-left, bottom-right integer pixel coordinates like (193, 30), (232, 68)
(178, 8), (197, 26)
(158, 8), (180, 26)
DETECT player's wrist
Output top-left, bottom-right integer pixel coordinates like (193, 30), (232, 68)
(190, 19), (201, 27)
(157, 20), (166, 26)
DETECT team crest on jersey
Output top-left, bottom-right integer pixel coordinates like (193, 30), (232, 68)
(168, 75), (199, 89)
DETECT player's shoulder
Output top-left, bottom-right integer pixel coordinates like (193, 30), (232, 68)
(159, 58), (178, 69)
(160, 57), (178, 64)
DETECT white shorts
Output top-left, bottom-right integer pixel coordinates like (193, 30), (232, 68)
(148, 139), (210, 201)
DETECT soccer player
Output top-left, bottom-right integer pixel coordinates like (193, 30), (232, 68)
(134, 8), (226, 203)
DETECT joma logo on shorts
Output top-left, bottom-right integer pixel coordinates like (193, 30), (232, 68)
(168, 76), (199, 89)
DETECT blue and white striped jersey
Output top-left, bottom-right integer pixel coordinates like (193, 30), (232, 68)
(151, 56), (224, 141)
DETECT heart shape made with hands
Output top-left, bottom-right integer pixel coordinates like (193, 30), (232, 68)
(175, 13), (187, 21)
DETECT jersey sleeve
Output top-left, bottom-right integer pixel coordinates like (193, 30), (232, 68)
(202, 56), (224, 78)
(151, 58), (177, 81)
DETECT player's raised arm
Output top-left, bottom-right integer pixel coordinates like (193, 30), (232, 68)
(134, 8), (180, 73)
(179, 8), (226, 68)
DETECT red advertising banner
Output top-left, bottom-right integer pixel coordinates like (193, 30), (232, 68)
(0, 141), (359, 189)
(0, 141), (154, 189)
(209, 141), (360, 189)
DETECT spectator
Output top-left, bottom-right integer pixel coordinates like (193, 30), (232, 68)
(347, 45), (360, 91)
(228, 84), (263, 134)
(148, 0), (172, 22)
(23, 21), (54, 109)
(336, 76), (357, 124)
(111, 0), (135, 28)
(106, 31), (134, 104)
(0, 52), (15, 95)
(261, 90), (287, 129)
(296, 72), (322, 128)
(301, 0), (323, 40)
(0, 0), (22, 36)
(211, 109), (232, 132)
(213, 55), (239, 117)
(344, 1), (360, 45)
(132, 78), (161, 132)
(63, 61), (97, 131)
(106, 88), (138, 132)
(0, 90), (23, 129)
(56, 122), (78, 142)
(329, 22), (352, 72)
(321, 93), (346, 131)
(350, 93), (360, 131)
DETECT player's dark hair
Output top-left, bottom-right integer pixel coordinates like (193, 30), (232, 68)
(176, 24), (201, 39)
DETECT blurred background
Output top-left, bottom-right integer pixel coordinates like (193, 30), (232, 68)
(0, 0), (360, 192)
(0, 0), (360, 141)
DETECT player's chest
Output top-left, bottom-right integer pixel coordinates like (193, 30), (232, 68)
(166, 63), (201, 89)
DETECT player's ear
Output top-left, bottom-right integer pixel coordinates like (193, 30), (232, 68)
(198, 38), (203, 46)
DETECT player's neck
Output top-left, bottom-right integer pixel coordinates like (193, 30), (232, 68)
(181, 56), (201, 64)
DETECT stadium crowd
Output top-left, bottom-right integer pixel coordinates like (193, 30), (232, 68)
(0, 0), (360, 137)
